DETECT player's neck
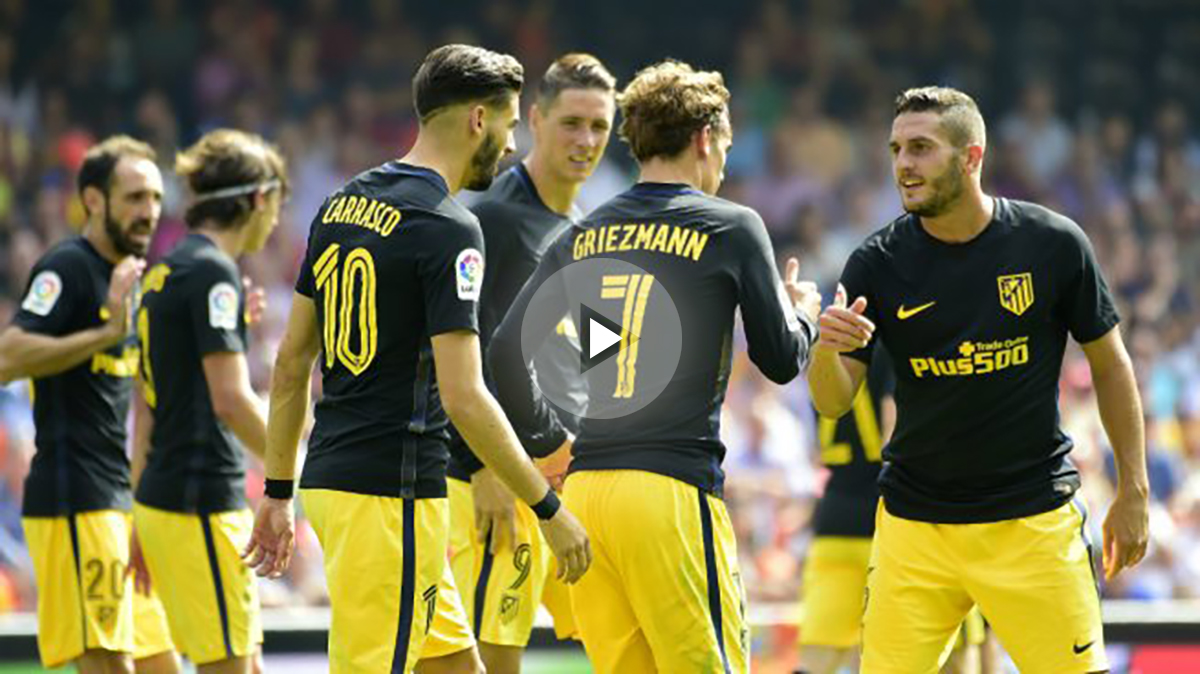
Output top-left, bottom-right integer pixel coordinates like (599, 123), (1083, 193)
(522, 155), (579, 215)
(401, 132), (470, 195)
(83, 220), (124, 264)
(194, 223), (247, 259)
(918, 188), (995, 244)
(637, 157), (703, 193)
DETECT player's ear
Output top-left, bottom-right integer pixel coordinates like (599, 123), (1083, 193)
(964, 143), (986, 175)
(467, 104), (487, 137)
(81, 185), (106, 219)
(695, 124), (712, 160)
(529, 103), (543, 134)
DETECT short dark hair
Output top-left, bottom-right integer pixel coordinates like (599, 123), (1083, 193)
(175, 129), (289, 230)
(894, 86), (986, 149)
(537, 53), (616, 107)
(78, 135), (156, 200)
(617, 59), (730, 162)
(412, 44), (524, 122)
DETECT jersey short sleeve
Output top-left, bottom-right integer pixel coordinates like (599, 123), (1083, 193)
(12, 251), (85, 336)
(294, 198), (331, 299)
(837, 248), (879, 363)
(190, 260), (246, 355)
(421, 217), (485, 337)
(1057, 224), (1120, 344)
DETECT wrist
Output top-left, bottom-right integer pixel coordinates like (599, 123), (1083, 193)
(530, 487), (561, 520)
(264, 477), (295, 500)
(1116, 479), (1149, 501)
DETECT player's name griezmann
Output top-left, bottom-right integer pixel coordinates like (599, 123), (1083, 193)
(572, 223), (709, 262)
(322, 194), (402, 237)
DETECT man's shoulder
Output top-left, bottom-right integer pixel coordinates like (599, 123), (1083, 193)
(36, 237), (96, 272)
(1003, 198), (1088, 244)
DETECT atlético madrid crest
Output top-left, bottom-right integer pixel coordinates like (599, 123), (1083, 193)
(997, 272), (1034, 316)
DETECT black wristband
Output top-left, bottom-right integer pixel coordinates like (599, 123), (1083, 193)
(264, 478), (295, 500)
(530, 488), (561, 520)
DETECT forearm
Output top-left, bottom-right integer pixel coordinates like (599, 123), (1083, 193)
(264, 365), (311, 481)
(448, 388), (553, 506)
(218, 389), (269, 460)
(1093, 361), (1148, 496)
(808, 349), (861, 418)
(0, 327), (117, 382)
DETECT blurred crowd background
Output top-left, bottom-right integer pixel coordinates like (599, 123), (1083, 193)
(0, 0), (1197, 640)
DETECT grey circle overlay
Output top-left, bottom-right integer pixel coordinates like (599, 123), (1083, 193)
(519, 257), (682, 420)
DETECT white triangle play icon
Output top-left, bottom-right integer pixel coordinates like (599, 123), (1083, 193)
(589, 318), (623, 358)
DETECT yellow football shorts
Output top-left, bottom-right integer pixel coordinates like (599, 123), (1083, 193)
(563, 470), (748, 674)
(862, 499), (1106, 674)
(799, 536), (874, 648)
(447, 477), (577, 647)
(132, 504), (261, 665)
(302, 489), (474, 673)
(22, 510), (175, 668)
(799, 537), (986, 650)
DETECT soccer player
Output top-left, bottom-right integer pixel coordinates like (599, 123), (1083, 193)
(797, 346), (988, 674)
(808, 86), (1149, 674)
(0, 136), (178, 674)
(242, 45), (590, 674)
(446, 52), (615, 674)
(131, 129), (286, 674)
(488, 60), (822, 674)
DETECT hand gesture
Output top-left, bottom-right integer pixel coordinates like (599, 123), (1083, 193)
(1102, 489), (1150, 580)
(242, 496), (296, 578)
(472, 467), (517, 555)
(536, 436), (573, 492)
(244, 276), (267, 326)
(537, 506), (591, 584)
(104, 257), (145, 342)
(817, 284), (874, 353)
(783, 257), (821, 322)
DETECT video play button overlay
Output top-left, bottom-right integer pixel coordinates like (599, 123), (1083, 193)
(517, 257), (682, 420)
(579, 303), (636, 372)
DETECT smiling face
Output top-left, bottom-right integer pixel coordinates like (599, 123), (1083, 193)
(532, 87), (615, 185)
(889, 111), (973, 218)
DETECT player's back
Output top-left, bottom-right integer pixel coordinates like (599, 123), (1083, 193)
(533, 182), (807, 495)
(298, 162), (483, 499)
(136, 233), (247, 513)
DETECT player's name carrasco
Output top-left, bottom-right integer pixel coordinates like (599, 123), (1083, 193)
(321, 194), (403, 237)
(573, 222), (709, 262)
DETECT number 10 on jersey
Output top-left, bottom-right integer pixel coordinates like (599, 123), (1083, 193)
(314, 243), (378, 375)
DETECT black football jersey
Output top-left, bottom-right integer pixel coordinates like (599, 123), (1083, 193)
(135, 234), (249, 514)
(840, 198), (1119, 523)
(448, 163), (586, 480)
(15, 237), (138, 516)
(296, 162), (484, 499)
(489, 183), (817, 496)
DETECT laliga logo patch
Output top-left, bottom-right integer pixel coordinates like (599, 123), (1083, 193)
(208, 282), (239, 330)
(456, 248), (483, 301)
(22, 270), (63, 317)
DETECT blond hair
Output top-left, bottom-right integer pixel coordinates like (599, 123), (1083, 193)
(617, 60), (730, 162)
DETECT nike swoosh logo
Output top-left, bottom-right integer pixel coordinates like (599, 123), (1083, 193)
(1073, 641), (1095, 654)
(897, 301), (936, 320)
